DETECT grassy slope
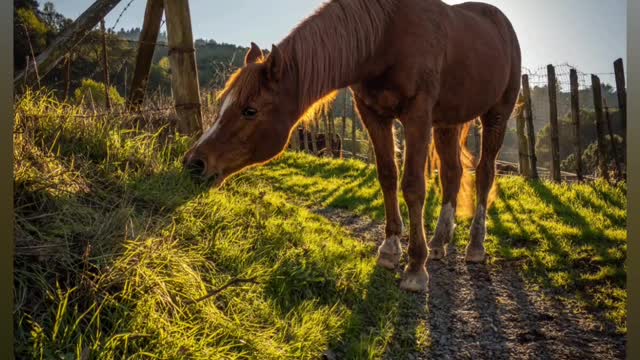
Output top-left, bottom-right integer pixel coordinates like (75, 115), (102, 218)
(14, 93), (626, 359)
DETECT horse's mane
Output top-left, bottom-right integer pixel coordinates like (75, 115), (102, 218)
(217, 0), (397, 122)
(279, 0), (397, 112)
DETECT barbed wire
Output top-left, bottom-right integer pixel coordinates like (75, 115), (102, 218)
(522, 63), (617, 90)
(108, 0), (138, 33)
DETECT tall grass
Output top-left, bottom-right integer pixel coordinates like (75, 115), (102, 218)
(14, 91), (427, 359)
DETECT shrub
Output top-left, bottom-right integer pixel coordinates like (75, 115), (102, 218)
(74, 78), (125, 108)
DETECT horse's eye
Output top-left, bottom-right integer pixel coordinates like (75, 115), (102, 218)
(241, 107), (258, 119)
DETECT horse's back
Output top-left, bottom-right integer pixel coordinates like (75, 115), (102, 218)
(451, 1), (522, 103)
(448, 1), (520, 65)
(436, 1), (521, 122)
(354, 0), (521, 122)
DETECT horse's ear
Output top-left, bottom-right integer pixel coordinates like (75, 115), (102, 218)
(265, 44), (283, 82)
(244, 42), (263, 65)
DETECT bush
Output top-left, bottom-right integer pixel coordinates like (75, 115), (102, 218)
(74, 78), (125, 108)
(561, 134), (625, 176)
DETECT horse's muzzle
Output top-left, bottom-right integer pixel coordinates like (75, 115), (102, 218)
(183, 152), (223, 186)
(185, 157), (207, 178)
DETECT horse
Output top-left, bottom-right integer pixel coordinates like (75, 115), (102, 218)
(183, 0), (521, 292)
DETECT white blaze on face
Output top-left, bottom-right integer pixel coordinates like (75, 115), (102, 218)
(195, 89), (237, 147)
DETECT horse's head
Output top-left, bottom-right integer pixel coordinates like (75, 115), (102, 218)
(183, 43), (299, 187)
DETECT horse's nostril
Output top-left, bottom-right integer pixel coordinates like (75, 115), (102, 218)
(186, 158), (207, 177)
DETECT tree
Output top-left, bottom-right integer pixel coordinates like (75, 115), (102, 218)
(14, 3), (48, 70)
(561, 135), (623, 176)
(41, 2), (71, 34)
(536, 109), (623, 169)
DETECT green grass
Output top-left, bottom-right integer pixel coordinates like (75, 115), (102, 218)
(14, 92), (427, 359)
(14, 91), (626, 359)
(250, 152), (627, 334)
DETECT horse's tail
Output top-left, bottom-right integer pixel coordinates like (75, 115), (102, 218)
(428, 120), (478, 220)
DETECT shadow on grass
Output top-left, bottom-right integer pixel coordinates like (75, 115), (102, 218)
(488, 194), (625, 335)
(329, 265), (426, 359)
(587, 182), (626, 210)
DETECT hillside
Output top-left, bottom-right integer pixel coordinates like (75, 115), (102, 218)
(13, 92), (626, 359)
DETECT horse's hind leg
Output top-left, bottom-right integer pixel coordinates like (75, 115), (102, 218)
(354, 98), (404, 269)
(466, 105), (510, 262)
(428, 126), (463, 260)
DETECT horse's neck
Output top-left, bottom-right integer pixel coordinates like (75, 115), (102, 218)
(278, 0), (396, 113)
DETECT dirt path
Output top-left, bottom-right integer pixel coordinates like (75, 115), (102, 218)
(313, 207), (626, 360)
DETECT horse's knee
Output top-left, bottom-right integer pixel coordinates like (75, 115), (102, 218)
(402, 177), (426, 205)
(377, 165), (398, 188)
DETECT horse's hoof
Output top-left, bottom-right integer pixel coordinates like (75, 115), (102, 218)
(399, 267), (428, 292)
(377, 235), (402, 270)
(427, 246), (445, 260)
(464, 245), (486, 263)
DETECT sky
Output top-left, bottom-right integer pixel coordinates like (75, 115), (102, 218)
(47, 0), (626, 79)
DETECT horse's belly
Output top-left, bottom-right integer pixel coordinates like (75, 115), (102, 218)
(432, 96), (494, 126)
(351, 84), (408, 118)
(433, 59), (511, 124)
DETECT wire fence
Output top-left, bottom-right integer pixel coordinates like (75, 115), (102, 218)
(522, 63), (617, 90)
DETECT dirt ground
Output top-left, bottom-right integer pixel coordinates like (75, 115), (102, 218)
(313, 207), (626, 360)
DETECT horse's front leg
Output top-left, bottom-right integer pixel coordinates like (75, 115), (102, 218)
(354, 98), (404, 269)
(398, 97), (434, 292)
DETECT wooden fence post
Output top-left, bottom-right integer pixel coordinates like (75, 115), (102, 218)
(99, 19), (112, 110)
(289, 126), (299, 151)
(569, 69), (583, 181)
(64, 54), (71, 101)
(310, 122), (319, 155)
(591, 75), (611, 182)
(124, 64), (128, 98)
(473, 119), (481, 158)
(20, 23), (41, 88)
(322, 111), (332, 156)
(351, 98), (358, 158)
(303, 123), (310, 153)
(164, 0), (202, 134)
(604, 98), (623, 180)
(614, 58), (627, 147)
(128, 0), (164, 109)
(328, 107), (335, 156)
(14, 0), (124, 86)
(331, 115), (336, 157)
(515, 93), (530, 177)
(522, 74), (539, 179)
(367, 132), (374, 163)
(547, 65), (561, 182)
(341, 90), (348, 158)
(23, 56), (30, 90)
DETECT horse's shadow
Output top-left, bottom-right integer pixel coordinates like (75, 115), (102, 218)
(327, 263), (426, 359)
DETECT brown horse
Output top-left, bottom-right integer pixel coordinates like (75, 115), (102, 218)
(183, 0), (521, 292)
